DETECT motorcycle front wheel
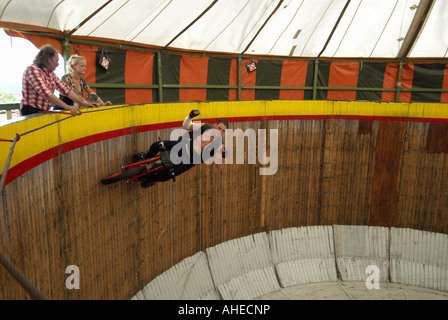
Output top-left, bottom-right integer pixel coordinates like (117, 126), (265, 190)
(101, 166), (146, 185)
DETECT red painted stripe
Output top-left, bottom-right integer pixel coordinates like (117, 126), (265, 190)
(2, 122), (180, 186)
(2, 114), (448, 186)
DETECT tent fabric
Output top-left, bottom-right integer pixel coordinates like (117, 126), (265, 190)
(75, 45), (448, 105)
(0, 0), (447, 58)
(1, 0), (447, 105)
(6, 30), (63, 52)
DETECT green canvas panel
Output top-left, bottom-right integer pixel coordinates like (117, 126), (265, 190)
(255, 60), (283, 100)
(316, 61), (331, 100)
(206, 57), (232, 101)
(153, 54), (181, 103)
(411, 63), (446, 103)
(304, 61), (331, 100)
(152, 54), (159, 103)
(304, 60), (315, 100)
(95, 49), (126, 105)
(356, 62), (387, 101)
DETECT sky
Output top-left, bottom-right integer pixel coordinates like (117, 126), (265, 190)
(0, 30), (64, 95)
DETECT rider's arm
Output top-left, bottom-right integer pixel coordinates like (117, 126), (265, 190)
(182, 109), (200, 131)
(182, 116), (193, 131)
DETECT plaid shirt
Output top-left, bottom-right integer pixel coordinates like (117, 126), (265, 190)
(21, 64), (72, 111)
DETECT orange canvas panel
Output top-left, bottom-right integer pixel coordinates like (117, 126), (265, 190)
(125, 50), (154, 104)
(0, 22), (63, 35)
(229, 58), (238, 101)
(382, 63), (399, 102)
(6, 30), (63, 53)
(327, 61), (359, 100)
(240, 59), (256, 101)
(398, 63), (414, 102)
(279, 60), (308, 100)
(441, 64), (448, 103)
(179, 55), (209, 102)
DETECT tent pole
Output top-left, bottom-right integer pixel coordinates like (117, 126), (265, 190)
(312, 59), (319, 100)
(317, 0), (351, 58)
(163, 0), (219, 49)
(157, 51), (163, 103)
(62, 36), (70, 74)
(241, 0), (284, 55)
(395, 61), (404, 103)
(65, 0), (113, 37)
(238, 56), (242, 101)
(397, 0), (435, 59)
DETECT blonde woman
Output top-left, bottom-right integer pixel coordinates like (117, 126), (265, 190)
(55, 55), (111, 109)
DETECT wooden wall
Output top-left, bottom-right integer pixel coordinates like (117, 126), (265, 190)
(0, 114), (447, 299)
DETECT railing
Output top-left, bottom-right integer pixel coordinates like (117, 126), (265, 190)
(2, 81), (447, 122)
(0, 102), (21, 121)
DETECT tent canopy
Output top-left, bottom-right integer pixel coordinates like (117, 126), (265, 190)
(0, 0), (446, 59)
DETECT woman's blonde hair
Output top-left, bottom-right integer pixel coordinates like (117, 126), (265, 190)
(67, 55), (87, 75)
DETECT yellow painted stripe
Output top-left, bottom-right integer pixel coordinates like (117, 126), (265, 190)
(1, 101), (448, 172)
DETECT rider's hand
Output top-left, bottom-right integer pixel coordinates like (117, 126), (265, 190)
(222, 145), (227, 158)
(189, 109), (200, 118)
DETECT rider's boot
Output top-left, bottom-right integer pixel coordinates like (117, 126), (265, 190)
(145, 141), (165, 159)
(141, 177), (155, 189)
(133, 152), (146, 162)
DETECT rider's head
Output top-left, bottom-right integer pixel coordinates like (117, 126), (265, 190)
(214, 119), (228, 135)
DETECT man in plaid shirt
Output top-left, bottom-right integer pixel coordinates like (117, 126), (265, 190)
(21, 44), (97, 116)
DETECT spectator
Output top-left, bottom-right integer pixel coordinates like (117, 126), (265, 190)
(21, 44), (96, 116)
(55, 54), (111, 110)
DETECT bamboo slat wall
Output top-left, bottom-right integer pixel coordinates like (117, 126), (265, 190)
(0, 104), (447, 299)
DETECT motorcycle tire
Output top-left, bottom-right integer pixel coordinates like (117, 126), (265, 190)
(101, 166), (146, 185)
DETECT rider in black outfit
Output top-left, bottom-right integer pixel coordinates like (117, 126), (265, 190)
(135, 110), (228, 188)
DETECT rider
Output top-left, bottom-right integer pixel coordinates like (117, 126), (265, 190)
(135, 109), (228, 188)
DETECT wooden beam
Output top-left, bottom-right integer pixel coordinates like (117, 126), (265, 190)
(318, 0), (351, 58)
(65, 0), (113, 36)
(241, 0), (284, 55)
(163, 0), (219, 49)
(397, 0), (435, 59)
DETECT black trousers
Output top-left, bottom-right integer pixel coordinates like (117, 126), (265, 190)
(145, 140), (196, 182)
(54, 94), (74, 110)
(20, 104), (41, 116)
